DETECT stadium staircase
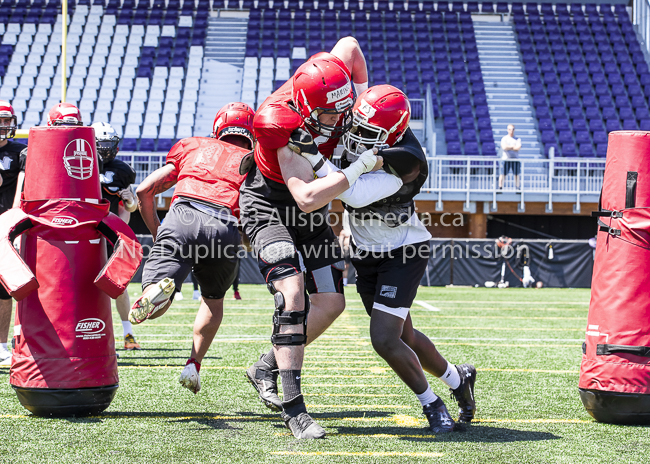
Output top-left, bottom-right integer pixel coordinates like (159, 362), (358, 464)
(474, 20), (542, 158)
(204, 15), (247, 66)
(192, 15), (246, 135)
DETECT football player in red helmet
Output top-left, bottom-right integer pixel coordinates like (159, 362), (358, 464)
(0, 100), (27, 366)
(131, 102), (255, 395)
(240, 37), (398, 440)
(303, 85), (476, 432)
(47, 102), (83, 126)
(212, 102), (255, 150)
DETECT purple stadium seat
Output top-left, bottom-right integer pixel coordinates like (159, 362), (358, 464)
(140, 139), (155, 151)
(444, 117), (459, 129)
(562, 143), (577, 157)
(535, 105), (550, 117)
(589, 119), (604, 132)
(482, 142), (497, 155)
(606, 119), (621, 131)
(541, 131), (556, 143)
(558, 130), (573, 143)
(592, 131), (607, 144)
(573, 118), (588, 131)
(121, 139), (137, 151)
(575, 130), (590, 144)
(596, 143), (608, 157)
(448, 142), (462, 155)
(157, 139), (175, 152)
(462, 129), (477, 142)
(479, 129), (493, 142)
(637, 107), (650, 119)
(465, 142), (480, 155)
(579, 143), (594, 157)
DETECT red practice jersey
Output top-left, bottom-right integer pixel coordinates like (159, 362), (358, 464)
(166, 137), (250, 218)
(252, 52), (352, 184)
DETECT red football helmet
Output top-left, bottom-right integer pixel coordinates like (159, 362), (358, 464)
(211, 102), (255, 150)
(47, 102), (83, 126)
(343, 85), (411, 155)
(291, 57), (354, 139)
(0, 100), (17, 140)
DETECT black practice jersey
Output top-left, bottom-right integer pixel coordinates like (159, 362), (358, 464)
(0, 140), (28, 213)
(100, 158), (136, 214)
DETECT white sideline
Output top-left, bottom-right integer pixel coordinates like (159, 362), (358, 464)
(414, 300), (441, 312)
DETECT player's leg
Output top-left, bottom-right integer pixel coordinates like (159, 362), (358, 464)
(244, 226), (326, 439)
(247, 229), (345, 414)
(129, 202), (196, 323)
(232, 260), (241, 300)
(362, 242), (456, 433)
(0, 295), (12, 365)
(115, 291), (140, 350)
(180, 222), (239, 394)
(191, 271), (200, 300)
(400, 315), (477, 423)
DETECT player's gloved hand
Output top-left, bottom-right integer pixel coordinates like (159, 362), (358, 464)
(287, 127), (325, 169)
(341, 148), (380, 185)
(119, 187), (138, 212)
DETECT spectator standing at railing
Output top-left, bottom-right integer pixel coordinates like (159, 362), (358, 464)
(499, 124), (522, 190)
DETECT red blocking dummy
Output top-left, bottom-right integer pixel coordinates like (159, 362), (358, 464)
(579, 131), (650, 424)
(0, 126), (142, 416)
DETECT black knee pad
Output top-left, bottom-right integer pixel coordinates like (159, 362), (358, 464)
(360, 293), (375, 317)
(268, 281), (310, 346)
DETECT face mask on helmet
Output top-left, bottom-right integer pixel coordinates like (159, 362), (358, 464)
(0, 116), (17, 140)
(304, 104), (354, 139)
(343, 115), (391, 158)
(96, 137), (120, 162)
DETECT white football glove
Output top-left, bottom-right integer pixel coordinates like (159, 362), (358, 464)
(340, 148), (378, 185)
(119, 187), (137, 212)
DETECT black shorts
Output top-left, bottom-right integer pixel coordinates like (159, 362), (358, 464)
(240, 166), (344, 293)
(352, 241), (430, 319)
(142, 200), (241, 299)
(501, 160), (521, 176)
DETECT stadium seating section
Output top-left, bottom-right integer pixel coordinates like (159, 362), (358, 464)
(0, 0), (648, 157)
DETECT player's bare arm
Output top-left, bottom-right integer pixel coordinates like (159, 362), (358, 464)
(330, 37), (368, 89)
(11, 171), (23, 207)
(136, 163), (178, 237)
(278, 146), (352, 213)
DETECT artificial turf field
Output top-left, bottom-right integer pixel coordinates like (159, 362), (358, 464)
(0, 284), (646, 463)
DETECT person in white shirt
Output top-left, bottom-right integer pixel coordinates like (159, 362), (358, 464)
(499, 124), (522, 190)
(295, 85), (477, 433)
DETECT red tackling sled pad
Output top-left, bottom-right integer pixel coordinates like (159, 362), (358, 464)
(579, 131), (650, 424)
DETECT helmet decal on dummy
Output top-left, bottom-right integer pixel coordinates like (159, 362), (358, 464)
(291, 58), (354, 139)
(63, 138), (95, 180)
(343, 85), (410, 156)
(47, 102), (83, 126)
(211, 102), (255, 150)
(0, 100), (18, 140)
(91, 122), (121, 163)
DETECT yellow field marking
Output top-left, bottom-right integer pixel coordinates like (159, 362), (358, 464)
(304, 360), (382, 365)
(343, 416), (593, 425)
(305, 393), (400, 398)
(0, 414), (27, 419)
(303, 384), (401, 388)
(303, 374), (386, 379)
(274, 432), (432, 438)
(272, 451), (443, 457)
(416, 326), (583, 332)
(475, 418), (592, 424)
(306, 404), (410, 409)
(478, 367), (579, 374)
(435, 342), (581, 348)
(412, 315), (586, 320)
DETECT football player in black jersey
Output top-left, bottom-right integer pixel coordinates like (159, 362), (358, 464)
(0, 100), (27, 366)
(92, 122), (140, 350)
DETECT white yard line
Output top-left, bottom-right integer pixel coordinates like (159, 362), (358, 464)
(414, 300), (441, 312)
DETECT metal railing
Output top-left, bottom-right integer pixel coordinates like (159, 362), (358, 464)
(422, 156), (605, 212)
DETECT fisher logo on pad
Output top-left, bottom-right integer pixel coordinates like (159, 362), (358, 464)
(75, 318), (106, 340)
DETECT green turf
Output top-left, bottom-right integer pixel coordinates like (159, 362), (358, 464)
(0, 285), (646, 463)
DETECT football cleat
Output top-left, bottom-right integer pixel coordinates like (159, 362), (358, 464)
(245, 355), (283, 412)
(423, 398), (455, 434)
(281, 396), (326, 439)
(192, 290), (201, 300)
(450, 364), (477, 423)
(0, 351), (10, 367)
(233, 290), (242, 300)
(175, 291), (184, 301)
(129, 278), (176, 324)
(179, 359), (201, 394)
(124, 333), (141, 350)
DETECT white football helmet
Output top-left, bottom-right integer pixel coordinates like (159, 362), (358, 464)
(92, 121), (121, 162)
